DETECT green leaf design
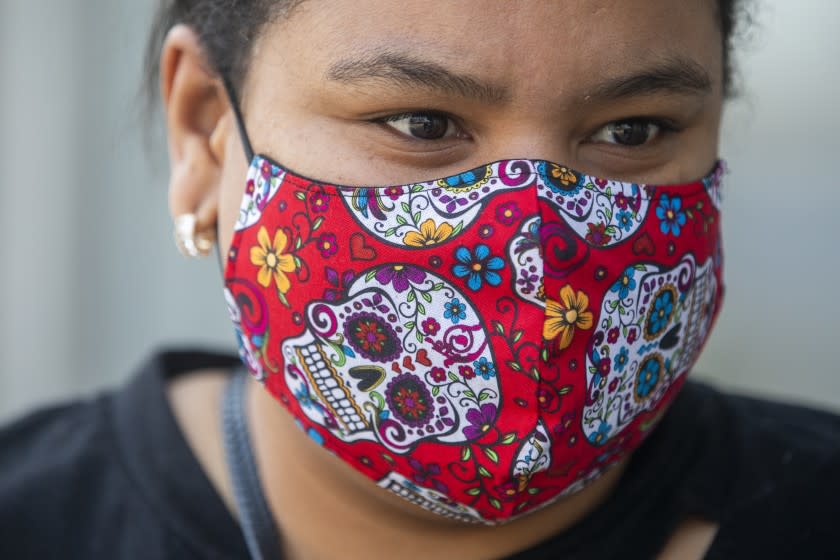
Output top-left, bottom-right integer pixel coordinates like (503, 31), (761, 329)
(416, 302), (426, 315)
(483, 448), (499, 464)
(421, 291), (432, 303)
(489, 498), (502, 511)
(412, 211), (421, 224)
(463, 391), (476, 400)
(501, 433), (517, 445)
(478, 466), (492, 478)
(512, 330), (524, 343)
(465, 487), (481, 496)
(370, 391), (385, 409)
(295, 192), (306, 201)
(507, 361), (523, 372)
(451, 222), (464, 237)
(396, 215), (407, 225)
(407, 291), (416, 302)
(527, 487), (540, 495)
(461, 446), (471, 461)
(365, 269), (378, 282)
(493, 321), (505, 336)
(401, 202), (411, 213)
(312, 217), (324, 231)
(431, 385), (440, 397)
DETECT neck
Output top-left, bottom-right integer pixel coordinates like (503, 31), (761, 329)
(248, 377), (629, 560)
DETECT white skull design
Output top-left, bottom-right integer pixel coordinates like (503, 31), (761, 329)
(281, 266), (501, 454)
(582, 255), (718, 445)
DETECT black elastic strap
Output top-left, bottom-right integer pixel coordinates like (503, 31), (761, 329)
(221, 369), (283, 560)
(222, 76), (256, 163)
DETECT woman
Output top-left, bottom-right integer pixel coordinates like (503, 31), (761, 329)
(1, 1), (838, 558)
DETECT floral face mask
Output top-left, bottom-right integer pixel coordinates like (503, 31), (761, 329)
(221, 84), (725, 525)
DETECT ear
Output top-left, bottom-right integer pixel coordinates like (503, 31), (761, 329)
(160, 24), (231, 237)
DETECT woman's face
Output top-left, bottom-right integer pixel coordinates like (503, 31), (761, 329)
(213, 0), (723, 261)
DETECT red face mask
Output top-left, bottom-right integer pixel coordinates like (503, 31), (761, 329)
(222, 106), (725, 524)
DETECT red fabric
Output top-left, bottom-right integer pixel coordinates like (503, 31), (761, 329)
(224, 156), (725, 523)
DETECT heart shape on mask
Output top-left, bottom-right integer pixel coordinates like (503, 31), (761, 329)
(415, 349), (432, 367)
(348, 365), (385, 392)
(350, 233), (377, 261)
(632, 232), (656, 256)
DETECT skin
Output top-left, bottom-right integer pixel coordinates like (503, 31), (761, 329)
(162, 1), (724, 558)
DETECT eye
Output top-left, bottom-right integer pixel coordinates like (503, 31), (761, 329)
(589, 119), (672, 147)
(378, 111), (460, 141)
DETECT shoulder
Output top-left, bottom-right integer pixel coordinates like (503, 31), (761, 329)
(0, 394), (138, 556)
(690, 383), (840, 558)
(0, 348), (243, 559)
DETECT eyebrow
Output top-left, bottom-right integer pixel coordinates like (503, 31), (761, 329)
(326, 49), (511, 104)
(326, 49), (712, 105)
(584, 56), (713, 101)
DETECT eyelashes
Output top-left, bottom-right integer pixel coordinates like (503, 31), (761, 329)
(375, 111), (680, 149)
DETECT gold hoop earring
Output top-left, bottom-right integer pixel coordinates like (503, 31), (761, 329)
(173, 214), (215, 258)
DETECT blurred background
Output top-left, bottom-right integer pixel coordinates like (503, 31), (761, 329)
(0, 0), (838, 421)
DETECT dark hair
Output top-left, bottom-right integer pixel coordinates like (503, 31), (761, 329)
(144, 0), (748, 105)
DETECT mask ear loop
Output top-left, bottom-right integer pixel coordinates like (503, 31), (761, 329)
(222, 75), (255, 164)
(216, 75), (256, 276)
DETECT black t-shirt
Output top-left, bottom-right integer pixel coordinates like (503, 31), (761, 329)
(1, 349), (839, 559)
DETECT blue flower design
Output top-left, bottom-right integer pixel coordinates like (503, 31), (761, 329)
(445, 170), (477, 187)
(452, 244), (505, 291)
(610, 267), (637, 299)
(439, 165), (488, 189)
(306, 427), (325, 446)
(635, 357), (662, 400)
(656, 194), (687, 236)
(588, 420), (612, 445)
(616, 209), (634, 232)
(473, 357), (497, 380)
(444, 297), (467, 324)
(294, 386), (315, 410)
(613, 347), (630, 373)
(648, 289), (675, 336)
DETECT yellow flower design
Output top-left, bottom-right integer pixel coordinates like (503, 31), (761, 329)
(403, 218), (455, 247)
(551, 165), (579, 187)
(543, 285), (594, 350)
(250, 226), (296, 293)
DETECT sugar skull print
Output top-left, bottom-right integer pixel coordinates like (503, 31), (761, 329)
(223, 151), (725, 524)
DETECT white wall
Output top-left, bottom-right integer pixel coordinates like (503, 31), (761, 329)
(0, 0), (838, 420)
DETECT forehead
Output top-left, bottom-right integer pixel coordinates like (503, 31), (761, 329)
(258, 0), (723, 96)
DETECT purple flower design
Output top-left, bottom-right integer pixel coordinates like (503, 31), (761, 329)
(374, 265), (426, 293)
(462, 403), (498, 440)
(409, 458), (448, 494)
(496, 202), (522, 226)
(308, 189), (330, 213)
(317, 233), (338, 258)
